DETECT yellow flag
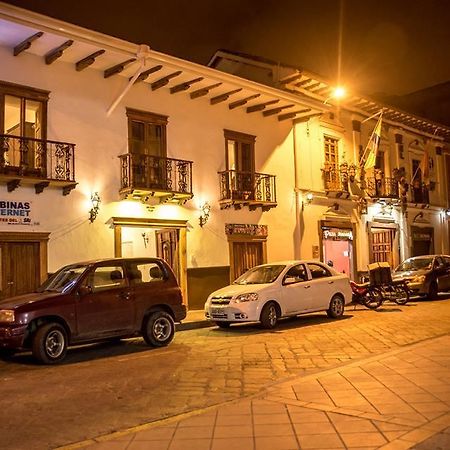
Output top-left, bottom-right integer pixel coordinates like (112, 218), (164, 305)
(363, 114), (382, 170)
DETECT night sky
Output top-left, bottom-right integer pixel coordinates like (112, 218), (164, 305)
(3, 0), (450, 97)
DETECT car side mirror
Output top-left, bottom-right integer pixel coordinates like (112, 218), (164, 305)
(283, 276), (299, 285)
(78, 286), (93, 296)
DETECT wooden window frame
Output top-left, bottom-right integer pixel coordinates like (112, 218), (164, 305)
(224, 129), (256, 173)
(0, 80), (49, 140)
(126, 108), (168, 157)
(324, 135), (339, 167)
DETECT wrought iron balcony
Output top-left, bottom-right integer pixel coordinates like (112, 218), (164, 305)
(0, 134), (76, 194)
(410, 182), (430, 204)
(366, 177), (399, 199)
(218, 170), (277, 211)
(322, 163), (353, 198)
(119, 153), (193, 203)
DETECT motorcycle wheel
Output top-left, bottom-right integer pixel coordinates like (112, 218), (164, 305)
(363, 288), (383, 309)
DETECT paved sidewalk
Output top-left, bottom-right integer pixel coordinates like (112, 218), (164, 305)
(63, 334), (450, 450)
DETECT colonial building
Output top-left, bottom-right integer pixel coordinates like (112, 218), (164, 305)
(0, 4), (449, 308)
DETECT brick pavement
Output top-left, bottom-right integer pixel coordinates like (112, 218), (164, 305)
(63, 334), (450, 450)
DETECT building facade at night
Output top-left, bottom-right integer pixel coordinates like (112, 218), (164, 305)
(0, 3), (449, 309)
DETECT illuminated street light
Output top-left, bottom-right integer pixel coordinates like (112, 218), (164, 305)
(324, 86), (346, 104)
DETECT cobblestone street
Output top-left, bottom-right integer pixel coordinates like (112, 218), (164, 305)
(1, 297), (450, 449)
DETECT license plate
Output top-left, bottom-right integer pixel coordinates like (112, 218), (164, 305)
(211, 307), (223, 314)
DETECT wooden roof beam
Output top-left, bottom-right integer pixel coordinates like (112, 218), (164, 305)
(305, 82), (321, 91)
(45, 40), (73, 65)
(278, 108), (312, 121)
(14, 31), (43, 56)
(133, 65), (163, 83)
(210, 88), (242, 105)
(263, 104), (295, 117)
(150, 71), (182, 90)
(170, 77), (204, 94)
(104, 58), (136, 78)
(75, 50), (105, 71)
(295, 78), (314, 87)
(313, 86), (331, 94)
(278, 73), (302, 85)
(247, 99), (279, 113)
(228, 94), (260, 110)
(190, 82), (222, 99)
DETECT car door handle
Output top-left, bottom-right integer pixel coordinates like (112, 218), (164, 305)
(117, 292), (131, 300)
(328, 281), (334, 284)
(304, 285), (311, 289)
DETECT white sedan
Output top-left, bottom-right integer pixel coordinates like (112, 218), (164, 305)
(205, 260), (352, 329)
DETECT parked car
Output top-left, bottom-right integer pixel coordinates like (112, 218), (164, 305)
(204, 260), (352, 329)
(0, 257), (186, 364)
(393, 254), (450, 299)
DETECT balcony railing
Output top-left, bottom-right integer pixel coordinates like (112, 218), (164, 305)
(322, 164), (350, 194)
(366, 177), (399, 199)
(119, 153), (193, 203)
(410, 182), (430, 204)
(218, 170), (277, 210)
(0, 134), (76, 194)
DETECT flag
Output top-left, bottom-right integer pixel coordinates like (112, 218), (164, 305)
(419, 149), (430, 185)
(362, 113), (383, 170)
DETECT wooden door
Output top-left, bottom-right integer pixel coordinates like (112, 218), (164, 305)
(232, 241), (263, 281)
(370, 229), (394, 266)
(156, 229), (179, 281)
(0, 242), (40, 299)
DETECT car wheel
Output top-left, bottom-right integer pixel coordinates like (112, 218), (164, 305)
(143, 311), (175, 347)
(327, 295), (345, 319)
(32, 323), (68, 364)
(260, 302), (278, 329)
(215, 321), (231, 329)
(428, 281), (438, 300)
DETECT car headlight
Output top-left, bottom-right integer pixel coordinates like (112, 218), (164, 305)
(0, 310), (15, 323)
(234, 293), (259, 303)
(412, 275), (426, 283)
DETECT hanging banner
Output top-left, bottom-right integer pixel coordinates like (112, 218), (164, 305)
(0, 200), (32, 225)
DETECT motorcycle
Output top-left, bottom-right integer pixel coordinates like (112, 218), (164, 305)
(350, 281), (383, 309)
(350, 279), (410, 309)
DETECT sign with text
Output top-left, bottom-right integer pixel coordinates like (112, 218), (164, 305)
(0, 200), (32, 225)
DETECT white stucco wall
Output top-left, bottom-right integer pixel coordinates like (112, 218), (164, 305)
(0, 45), (298, 271)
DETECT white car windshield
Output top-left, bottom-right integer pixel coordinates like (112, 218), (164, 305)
(395, 257), (433, 272)
(38, 265), (87, 293)
(234, 265), (285, 285)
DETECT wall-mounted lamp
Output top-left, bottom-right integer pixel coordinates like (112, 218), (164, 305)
(301, 192), (314, 210)
(89, 192), (101, 223)
(199, 201), (211, 227)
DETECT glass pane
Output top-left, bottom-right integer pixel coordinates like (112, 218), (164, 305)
(146, 123), (163, 156)
(24, 99), (43, 139)
(130, 121), (145, 154)
(4, 95), (21, 136)
(240, 142), (253, 172)
(227, 139), (236, 170)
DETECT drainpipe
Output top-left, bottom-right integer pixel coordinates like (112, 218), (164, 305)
(293, 122), (301, 259)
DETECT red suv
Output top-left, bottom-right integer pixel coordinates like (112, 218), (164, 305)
(0, 257), (186, 364)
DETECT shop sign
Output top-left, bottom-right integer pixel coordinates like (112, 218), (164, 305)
(225, 223), (268, 237)
(0, 200), (32, 225)
(322, 228), (353, 241)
